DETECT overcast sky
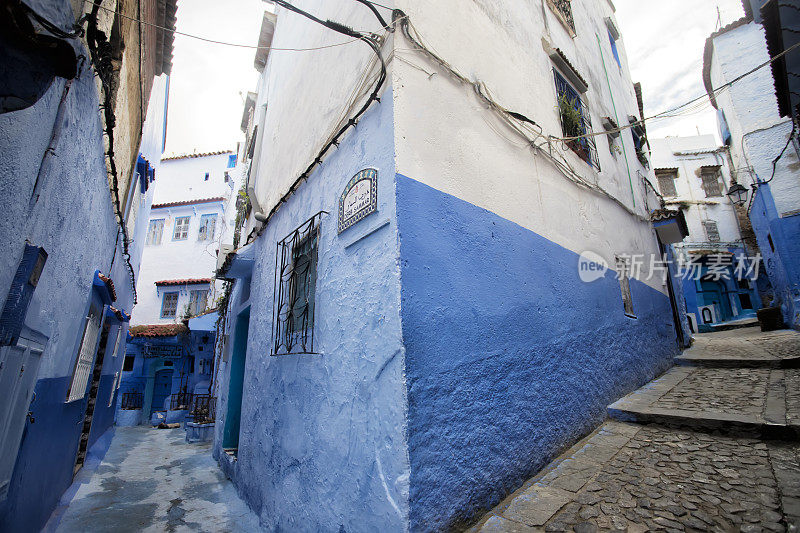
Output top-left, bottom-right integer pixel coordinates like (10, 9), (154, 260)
(615, 0), (746, 141)
(163, 0), (749, 155)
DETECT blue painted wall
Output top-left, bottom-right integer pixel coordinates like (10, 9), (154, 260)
(396, 175), (677, 531)
(0, 1), (163, 527)
(214, 91), (410, 531)
(750, 183), (800, 329)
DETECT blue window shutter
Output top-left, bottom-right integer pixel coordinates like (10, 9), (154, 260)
(0, 244), (47, 346)
(609, 31), (621, 68)
(227, 154), (237, 168)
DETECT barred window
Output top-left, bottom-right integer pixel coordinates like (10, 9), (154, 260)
(703, 220), (720, 242)
(173, 216), (190, 240)
(546, 0), (575, 34)
(198, 214), (217, 241)
(701, 169), (722, 197)
(615, 256), (636, 318)
(273, 212), (323, 355)
(161, 292), (179, 318)
(554, 70), (599, 170)
(66, 307), (102, 402)
(146, 219), (164, 245)
(656, 170), (678, 197)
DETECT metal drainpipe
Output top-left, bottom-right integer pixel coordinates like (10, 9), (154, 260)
(596, 33), (636, 209)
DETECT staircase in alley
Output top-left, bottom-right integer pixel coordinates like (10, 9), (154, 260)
(470, 326), (800, 532)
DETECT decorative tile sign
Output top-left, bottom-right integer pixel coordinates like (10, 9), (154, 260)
(338, 168), (378, 233)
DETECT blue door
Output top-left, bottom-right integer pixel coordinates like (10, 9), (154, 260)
(151, 369), (173, 415)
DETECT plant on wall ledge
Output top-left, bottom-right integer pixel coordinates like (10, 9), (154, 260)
(558, 93), (591, 162)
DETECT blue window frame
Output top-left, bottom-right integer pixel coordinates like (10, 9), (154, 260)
(609, 30), (621, 68)
(227, 154), (237, 168)
(554, 70), (600, 170)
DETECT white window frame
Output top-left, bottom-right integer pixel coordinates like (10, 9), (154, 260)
(198, 214), (218, 242)
(108, 371), (121, 406)
(146, 219), (165, 245)
(66, 311), (102, 403)
(161, 292), (179, 318)
(173, 216), (190, 241)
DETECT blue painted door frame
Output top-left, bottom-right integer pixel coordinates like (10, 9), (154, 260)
(223, 308), (250, 450)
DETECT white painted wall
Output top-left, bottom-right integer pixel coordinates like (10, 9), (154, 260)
(131, 152), (242, 325)
(250, 0), (391, 216)
(650, 136), (742, 246)
(392, 0), (665, 292)
(710, 21), (800, 216)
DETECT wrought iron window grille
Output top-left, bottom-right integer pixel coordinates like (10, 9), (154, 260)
(121, 392), (143, 410)
(554, 70), (600, 170)
(271, 211), (326, 356)
(547, 0), (576, 34)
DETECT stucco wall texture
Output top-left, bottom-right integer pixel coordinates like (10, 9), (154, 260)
(0, 1), (167, 528)
(214, 92), (410, 532)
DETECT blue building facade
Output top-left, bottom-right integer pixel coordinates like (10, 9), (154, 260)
(749, 183), (800, 329)
(0, 0), (173, 529)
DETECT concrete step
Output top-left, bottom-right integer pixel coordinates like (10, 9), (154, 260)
(676, 327), (800, 369)
(607, 366), (800, 439)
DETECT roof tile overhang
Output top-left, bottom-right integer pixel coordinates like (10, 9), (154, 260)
(241, 92), (257, 133)
(130, 323), (189, 338)
(161, 150), (233, 161)
(155, 278), (212, 287)
(651, 208), (690, 244)
(151, 197), (225, 209)
(549, 47), (589, 93)
(155, 0), (178, 76)
(761, 0), (800, 118)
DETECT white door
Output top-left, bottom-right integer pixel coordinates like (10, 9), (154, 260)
(0, 327), (46, 501)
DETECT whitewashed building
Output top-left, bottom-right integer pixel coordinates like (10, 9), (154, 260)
(651, 135), (763, 331)
(703, 0), (800, 328)
(215, 1), (683, 530)
(118, 150), (241, 427)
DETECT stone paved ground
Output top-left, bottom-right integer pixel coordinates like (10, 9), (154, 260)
(470, 327), (800, 532)
(43, 427), (260, 532)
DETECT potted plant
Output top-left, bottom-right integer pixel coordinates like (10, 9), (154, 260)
(557, 93), (589, 161)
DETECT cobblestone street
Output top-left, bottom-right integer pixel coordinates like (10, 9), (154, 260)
(471, 327), (800, 532)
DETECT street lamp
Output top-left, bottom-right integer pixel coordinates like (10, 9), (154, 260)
(727, 182), (749, 207)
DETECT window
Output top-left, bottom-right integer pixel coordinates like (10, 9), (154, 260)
(146, 219), (164, 245)
(122, 355), (135, 371)
(111, 326), (123, 358)
(173, 216), (190, 240)
(629, 117), (648, 167)
(66, 308), (102, 402)
(616, 256), (636, 318)
(227, 154), (237, 168)
(656, 170), (678, 197)
(554, 70), (599, 169)
(608, 30), (621, 68)
(702, 220), (720, 242)
(188, 289), (208, 316)
(224, 171), (230, 183)
(198, 214), (217, 241)
(546, 0), (575, 34)
(204, 172), (210, 181)
(701, 169), (722, 197)
(273, 213), (322, 355)
(108, 372), (120, 406)
(161, 292), (179, 318)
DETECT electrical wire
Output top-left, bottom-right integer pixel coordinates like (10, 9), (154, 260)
(18, 1), (85, 38)
(764, 120), (797, 184)
(242, 0), (389, 245)
(84, 0), (364, 51)
(560, 39), (800, 142)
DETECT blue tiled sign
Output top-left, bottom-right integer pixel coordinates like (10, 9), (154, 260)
(338, 168), (378, 234)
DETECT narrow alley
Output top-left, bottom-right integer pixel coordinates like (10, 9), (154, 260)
(42, 428), (260, 532)
(471, 326), (800, 532)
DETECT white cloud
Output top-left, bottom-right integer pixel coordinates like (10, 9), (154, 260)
(614, 0), (746, 140)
